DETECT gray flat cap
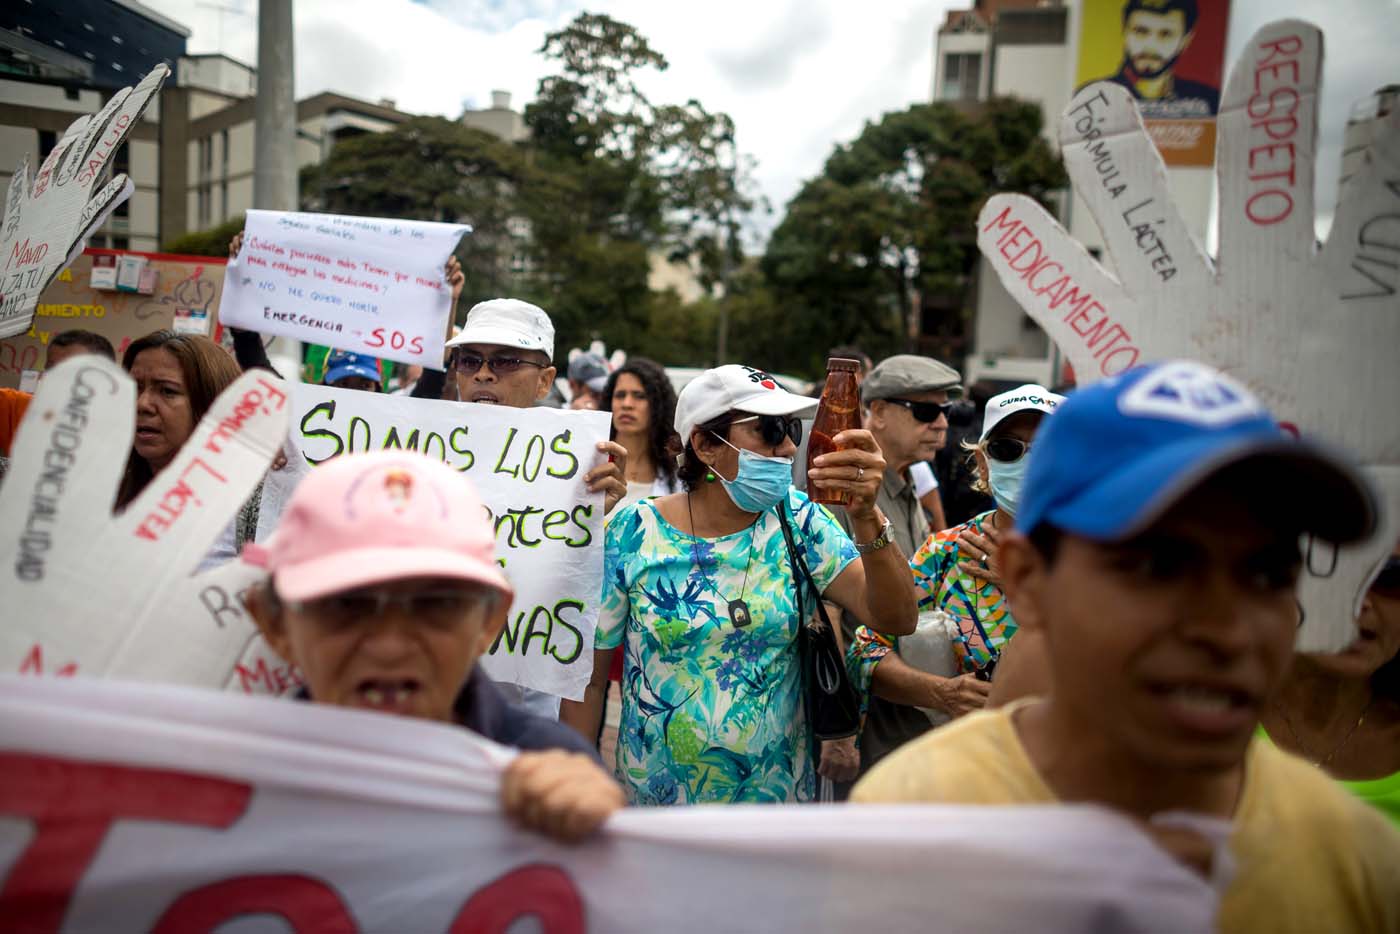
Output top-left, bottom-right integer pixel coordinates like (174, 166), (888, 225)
(861, 355), (963, 403)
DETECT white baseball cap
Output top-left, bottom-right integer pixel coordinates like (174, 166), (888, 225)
(981, 383), (1065, 440)
(675, 365), (818, 443)
(445, 298), (554, 360)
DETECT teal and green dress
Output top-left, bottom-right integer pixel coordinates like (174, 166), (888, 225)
(596, 489), (858, 805)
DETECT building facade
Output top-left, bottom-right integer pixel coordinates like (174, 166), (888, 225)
(934, 0), (1215, 388)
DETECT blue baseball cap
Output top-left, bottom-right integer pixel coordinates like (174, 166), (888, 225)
(1017, 360), (1376, 545)
(325, 351), (381, 387)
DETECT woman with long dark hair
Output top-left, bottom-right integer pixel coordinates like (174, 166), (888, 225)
(118, 330), (242, 509)
(599, 357), (680, 513)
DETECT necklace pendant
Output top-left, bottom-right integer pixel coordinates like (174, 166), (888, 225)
(728, 599), (752, 628)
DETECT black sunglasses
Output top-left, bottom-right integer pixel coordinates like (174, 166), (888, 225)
(453, 350), (547, 375)
(1374, 557), (1400, 594)
(731, 413), (803, 447)
(985, 437), (1031, 463)
(885, 398), (953, 424)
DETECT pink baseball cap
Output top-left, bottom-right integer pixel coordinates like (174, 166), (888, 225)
(242, 450), (511, 603)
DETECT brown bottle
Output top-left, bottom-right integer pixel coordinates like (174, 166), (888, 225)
(807, 357), (862, 506)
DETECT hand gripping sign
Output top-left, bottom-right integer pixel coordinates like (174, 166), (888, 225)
(0, 65), (169, 340)
(0, 356), (290, 689)
(977, 21), (1400, 652)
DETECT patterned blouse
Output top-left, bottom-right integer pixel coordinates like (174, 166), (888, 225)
(849, 510), (1015, 693)
(596, 489), (858, 806)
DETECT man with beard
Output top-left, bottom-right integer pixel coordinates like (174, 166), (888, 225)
(1101, 0), (1218, 118)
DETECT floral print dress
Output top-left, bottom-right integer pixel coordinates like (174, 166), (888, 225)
(597, 489), (858, 806)
(848, 510), (1016, 694)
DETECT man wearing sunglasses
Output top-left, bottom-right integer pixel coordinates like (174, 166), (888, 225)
(825, 354), (962, 788)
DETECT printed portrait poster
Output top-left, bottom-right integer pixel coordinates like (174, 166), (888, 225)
(1075, 0), (1232, 166)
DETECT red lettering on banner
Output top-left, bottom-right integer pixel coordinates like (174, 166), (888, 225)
(18, 643), (78, 677)
(980, 206), (1141, 376)
(450, 865), (586, 934)
(1244, 34), (1305, 226)
(0, 753), (251, 933)
(151, 875), (357, 933)
(233, 656), (304, 694)
(205, 378), (288, 455)
(133, 457), (230, 541)
(6, 238), (48, 272)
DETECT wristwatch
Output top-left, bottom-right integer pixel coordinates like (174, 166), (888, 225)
(856, 516), (893, 556)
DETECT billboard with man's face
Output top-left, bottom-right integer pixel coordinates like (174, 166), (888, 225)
(1076, 0), (1231, 166)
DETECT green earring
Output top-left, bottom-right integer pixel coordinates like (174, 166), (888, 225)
(705, 470), (716, 483)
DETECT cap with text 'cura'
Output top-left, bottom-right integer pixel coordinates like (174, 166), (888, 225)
(446, 298), (554, 360)
(675, 364), (818, 443)
(981, 384), (1066, 441)
(1016, 360), (1376, 545)
(242, 450), (511, 603)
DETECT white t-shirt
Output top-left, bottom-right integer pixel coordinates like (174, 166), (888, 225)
(909, 461), (939, 498)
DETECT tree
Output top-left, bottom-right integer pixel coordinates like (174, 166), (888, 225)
(163, 214), (245, 256)
(300, 116), (531, 314)
(763, 98), (1067, 376)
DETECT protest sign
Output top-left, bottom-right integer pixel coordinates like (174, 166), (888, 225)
(219, 211), (469, 368)
(0, 66), (168, 340)
(0, 675), (1219, 933)
(977, 21), (1400, 652)
(263, 384), (611, 700)
(0, 357), (290, 691)
(0, 250), (226, 390)
(1073, 0), (1230, 166)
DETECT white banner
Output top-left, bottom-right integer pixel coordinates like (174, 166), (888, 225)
(0, 676), (1218, 932)
(265, 384), (611, 701)
(219, 211), (469, 368)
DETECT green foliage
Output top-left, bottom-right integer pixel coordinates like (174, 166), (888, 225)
(763, 98), (1067, 376)
(163, 214), (245, 256)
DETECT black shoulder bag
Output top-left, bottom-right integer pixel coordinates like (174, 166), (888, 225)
(776, 500), (861, 747)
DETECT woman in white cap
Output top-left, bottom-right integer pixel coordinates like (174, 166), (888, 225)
(847, 384), (1064, 726)
(561, 365), (917, 805)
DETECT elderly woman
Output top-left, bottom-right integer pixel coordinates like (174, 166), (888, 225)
(846, 384), (1064, 768)
(1260, 540), (1400, 825)
(561, 365), (917, 805)
(244, 450), (622, 842)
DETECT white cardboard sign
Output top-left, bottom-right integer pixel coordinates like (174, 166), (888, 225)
(0, 66), (168, 339)
(263, 384), (612, 701)
(0, 357), (288, 690)
(0, 675), (1219, 933)
(976, 21), (1400, 652)
(218, 210), (469, 368)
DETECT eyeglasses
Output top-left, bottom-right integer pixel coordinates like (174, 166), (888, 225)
(884, 398), (953, 424)
(985, 437), (1031, 463)
(731, 413), (803, 447)
(287, 588), (485, 626)
(453, 351), (547, 375)
(1374, 557), (1400, 594)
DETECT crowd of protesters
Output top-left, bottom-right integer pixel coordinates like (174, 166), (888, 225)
(3, 228), (1398, 928)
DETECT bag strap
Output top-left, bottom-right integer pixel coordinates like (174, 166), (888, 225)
(775, 500), (834, 633)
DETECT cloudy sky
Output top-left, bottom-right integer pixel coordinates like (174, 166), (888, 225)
(145, 0), (1399, 245)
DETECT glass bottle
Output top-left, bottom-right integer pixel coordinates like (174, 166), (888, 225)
(807, 357), (862, 506)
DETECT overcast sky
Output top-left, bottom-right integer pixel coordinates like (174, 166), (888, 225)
(145, 0), (1399, 246)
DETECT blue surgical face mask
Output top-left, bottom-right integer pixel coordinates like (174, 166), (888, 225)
(987, 454), (1028, 517)
(714, 435), (793, 513)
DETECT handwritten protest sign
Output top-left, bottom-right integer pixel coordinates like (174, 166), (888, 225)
(219, 211), (469, 368)
(0, 676), (1219, 933)
(0, 357), (289, 690)
(976, 21), (1400, 652)
(262, 385), (611, 700)
(1, 66), (168, 340)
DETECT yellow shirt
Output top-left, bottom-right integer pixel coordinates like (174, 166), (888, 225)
(852, 702), (1400, 934)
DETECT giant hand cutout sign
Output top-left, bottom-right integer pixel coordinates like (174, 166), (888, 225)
(0, 357), (291, 689)
(0, 64), (168, 339)
(977, 21), (1399, 652)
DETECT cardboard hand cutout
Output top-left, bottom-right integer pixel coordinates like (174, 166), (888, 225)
(976, 21), (1399, 652)
(0, 356), (292, 690)
(0, 64), (169, 339)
